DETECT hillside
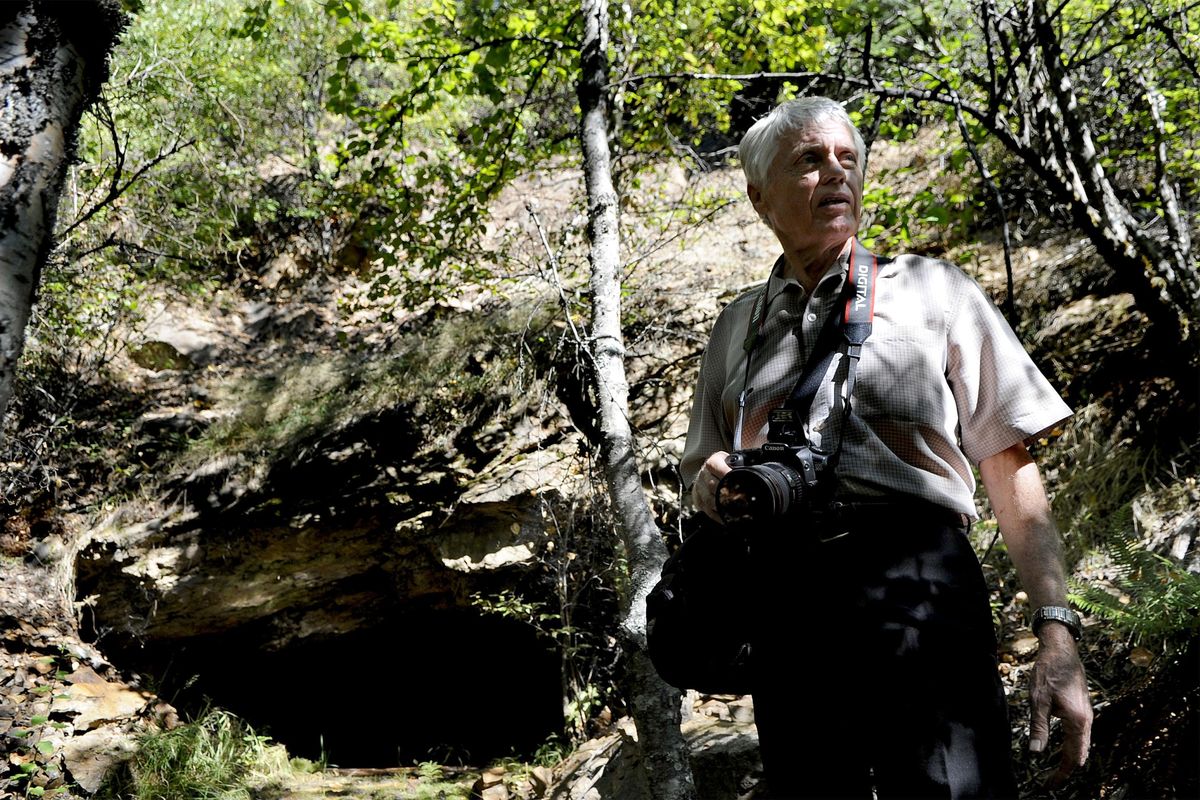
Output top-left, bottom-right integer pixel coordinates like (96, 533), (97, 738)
(2, 124), (1199, 799)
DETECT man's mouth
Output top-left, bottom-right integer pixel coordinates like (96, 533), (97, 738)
(819, 195), (851, 207)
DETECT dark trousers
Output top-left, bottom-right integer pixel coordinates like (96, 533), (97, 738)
(749, 510), (1018, 800)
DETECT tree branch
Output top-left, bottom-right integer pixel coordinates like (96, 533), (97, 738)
(58, 100), (195, 240)
(953, 102), (1018, 328)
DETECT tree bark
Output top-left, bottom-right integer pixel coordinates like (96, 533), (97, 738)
(0, 1), (124, 440)
(577, 1), (697, 798)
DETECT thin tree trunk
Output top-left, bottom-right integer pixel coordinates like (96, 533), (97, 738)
(0, 1), (123, 440)
(577, 1), (697, 798)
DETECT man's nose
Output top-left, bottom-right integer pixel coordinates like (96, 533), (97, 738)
(821, 153), (847, 181)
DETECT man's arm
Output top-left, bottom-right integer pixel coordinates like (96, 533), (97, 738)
(979, 441), (1093, 784)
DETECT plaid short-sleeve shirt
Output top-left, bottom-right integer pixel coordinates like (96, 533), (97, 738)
(680, 247), (1072, 519)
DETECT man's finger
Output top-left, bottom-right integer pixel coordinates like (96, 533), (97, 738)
(1063, 719), (1091, 769)
(1058, 696), (1093, 772)
(1029, 673), (1051, 753)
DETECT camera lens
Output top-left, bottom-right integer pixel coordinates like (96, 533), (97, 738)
(716, 463), (804, 525)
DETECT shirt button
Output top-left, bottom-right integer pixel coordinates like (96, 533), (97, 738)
(807, 313), (817, 322)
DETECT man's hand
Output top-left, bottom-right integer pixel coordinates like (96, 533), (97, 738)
(1030, 624), (1093, 784)
(691, 451), (731, 522)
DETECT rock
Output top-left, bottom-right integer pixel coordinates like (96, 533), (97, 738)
(472, 766), (510, 800)
(137, 301), (229, 367)
(261, 252), (303, 289)
(440, 543), (536, 573)
(684, 715), (763, 800)
(546, 715), (761, 800)
(134, 407), (214, 438)
(243, 300), (321, 339)
(59, 725), (139, 794)
(530, 765), (553, 796)
(50, 670), (150, 731)
(1004, 632), (1040, 658)
(727, 697), (755, 724)
(129, 340), (193, 371)
(698, 699), (730, 720)
(1129, 647), (1155, 667)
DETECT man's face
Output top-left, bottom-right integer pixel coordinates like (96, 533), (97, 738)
(748, 118), (864, 266)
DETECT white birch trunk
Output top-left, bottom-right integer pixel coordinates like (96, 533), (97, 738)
(577, 1), (697, 798)
(0, 4), (91, 439)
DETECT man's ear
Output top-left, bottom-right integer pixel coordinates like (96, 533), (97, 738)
(747, 183), (766, 219)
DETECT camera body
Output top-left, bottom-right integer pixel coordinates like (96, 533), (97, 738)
(716, 408), (829, 526)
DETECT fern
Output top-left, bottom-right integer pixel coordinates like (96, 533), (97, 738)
(1070, 532), (1200, 644)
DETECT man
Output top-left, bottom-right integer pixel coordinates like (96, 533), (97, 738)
(681, 97), (1093, 799)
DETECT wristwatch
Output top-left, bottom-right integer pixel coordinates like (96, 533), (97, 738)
(1032, 605), (1083, 641)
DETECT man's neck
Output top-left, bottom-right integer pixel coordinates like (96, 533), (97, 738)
(782, 238), (853, 294)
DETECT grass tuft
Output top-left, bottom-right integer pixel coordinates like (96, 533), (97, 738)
(97, 709), (291, 800)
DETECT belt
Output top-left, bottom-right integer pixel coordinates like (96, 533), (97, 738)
(813, 498), (969, 543)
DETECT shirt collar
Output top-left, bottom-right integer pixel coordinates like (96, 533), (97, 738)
(764, 249), (851, 307)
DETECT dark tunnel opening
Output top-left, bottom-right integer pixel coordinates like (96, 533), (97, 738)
(100, 608), (565, 767)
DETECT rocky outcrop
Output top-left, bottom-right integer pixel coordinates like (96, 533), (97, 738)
(548, 697), (762, 800)
(72, 374), (589, 650)
(64, 293), (701, 766)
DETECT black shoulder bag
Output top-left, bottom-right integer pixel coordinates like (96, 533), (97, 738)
(645, 239), (880, 695)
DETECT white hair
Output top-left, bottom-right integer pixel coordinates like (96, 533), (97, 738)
(739, 97), (866, 189)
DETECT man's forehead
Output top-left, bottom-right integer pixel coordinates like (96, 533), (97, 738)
(781, 121), (855, 149)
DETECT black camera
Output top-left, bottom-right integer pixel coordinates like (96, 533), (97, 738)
(716, 408), (828, 525)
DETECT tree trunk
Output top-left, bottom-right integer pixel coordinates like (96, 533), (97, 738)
(1024, 0), (1200, 348)
(577, 1), (697, 798)
(960, 0), (1200, 358)
(0, 1), (124, 439)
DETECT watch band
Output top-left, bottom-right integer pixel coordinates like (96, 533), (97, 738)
(1032, 605), (1082, 641)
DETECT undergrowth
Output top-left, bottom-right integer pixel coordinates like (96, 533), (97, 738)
(1070, 504), (1200, 648)
(1046, 401), (1161, 557)
(95, 709), (292, 800)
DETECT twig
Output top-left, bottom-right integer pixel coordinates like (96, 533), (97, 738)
(952, 101), (1018, 328)
(58, 98), (195, 240)
(526, 201), (586, 349)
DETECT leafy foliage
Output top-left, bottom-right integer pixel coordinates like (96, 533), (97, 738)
(1071, 509), (1200, 646)
(5, 0), (355, 506)
(294, 0), (582, 304)
(2, 655), (72, 799)
(58, 0), (340, 283)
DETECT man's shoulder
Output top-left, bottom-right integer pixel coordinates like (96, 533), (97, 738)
(884, 251), (971, 276)
(726, 282), (769, 308)
(880, 251), (984, 295)
(713, 282), (767, 324)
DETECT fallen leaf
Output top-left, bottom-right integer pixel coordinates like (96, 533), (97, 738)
(1129, 647), (1155, 667)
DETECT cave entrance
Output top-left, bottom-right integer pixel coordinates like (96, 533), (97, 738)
(104, 608), (564, 768)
